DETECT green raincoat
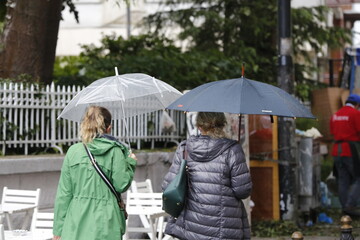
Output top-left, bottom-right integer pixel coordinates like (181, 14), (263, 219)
(53, 137), (136, 240)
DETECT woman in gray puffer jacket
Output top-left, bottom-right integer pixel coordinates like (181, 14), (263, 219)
(162, 112), (252, 240)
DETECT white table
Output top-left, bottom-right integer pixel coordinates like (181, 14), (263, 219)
(4, 231), (33, 240)
(0, 205), (36, 230)
(4, 231), (52, 240)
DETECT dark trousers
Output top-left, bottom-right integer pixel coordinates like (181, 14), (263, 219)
(334, 156), (360, 208)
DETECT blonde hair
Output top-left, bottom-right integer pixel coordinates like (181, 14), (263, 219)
(80, 106), (112, 143)
(196, 112), (227, 138)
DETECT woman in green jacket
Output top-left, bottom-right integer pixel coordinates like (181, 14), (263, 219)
(53, 106), (137, 240)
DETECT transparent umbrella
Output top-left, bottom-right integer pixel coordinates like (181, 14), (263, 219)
(58, 73), (183, 147)
(58, 73), (182, 122)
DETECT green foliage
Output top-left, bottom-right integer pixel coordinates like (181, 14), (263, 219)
(294, 79), (328, 102)
(292, 7), (351, 55)
(321, 155), (333, 181)
(0, 0), (5, 35)
(252, 208), (360, 237)
(295, 117), (320, 131)
(0, 111), (19, 141)
(143, 0), (278, 84)
(0, 108), (40, 156)
(252, 220), (299, 237)
(54, 1), (351, 101)
(292, 7), (351, 100)
(142, 1), (351, 99)
(54, 34), (249, 90)
(53, 56), (88, 86)
(0, 74), (39, 84)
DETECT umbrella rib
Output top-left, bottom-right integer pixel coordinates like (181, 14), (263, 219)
(267, 83), (311, 117)
(271, 87), (303, 117)
(183, 81), (219, 112)
(116, 79), (126, 102)
(122, 74), (180, 95)
(238, 78), (244, 114)
(152, 77), (164, 97)
(241, 79), (273, 114)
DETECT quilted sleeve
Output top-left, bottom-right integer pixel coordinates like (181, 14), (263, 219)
(228, 144), (252, 199)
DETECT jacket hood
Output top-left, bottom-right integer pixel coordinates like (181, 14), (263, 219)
(87, 136), (125, 155)
(186, 135), (237, 162)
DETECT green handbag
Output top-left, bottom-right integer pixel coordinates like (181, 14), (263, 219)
(162, 158), (188, 218)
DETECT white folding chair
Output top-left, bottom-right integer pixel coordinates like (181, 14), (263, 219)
(31, 211), (54, 240)
(0, 187), (41, 230)
(0, 224), (4, 240)
(130, 179), (155, 236)
(129, 180), (173, 240)
(131, 179), (153, 193)
(124, 192), (166, 240)
(130, 180), (168, 238)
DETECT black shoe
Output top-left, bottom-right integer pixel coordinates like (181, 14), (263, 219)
(343, 207), (360, 217)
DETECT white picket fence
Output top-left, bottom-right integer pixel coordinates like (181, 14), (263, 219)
(0, 82), (186, 155)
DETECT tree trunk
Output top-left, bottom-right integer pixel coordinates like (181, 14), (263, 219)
(0, 0), (62, 84)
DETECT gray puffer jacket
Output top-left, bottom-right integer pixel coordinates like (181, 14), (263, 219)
(162, 135), (252, 240)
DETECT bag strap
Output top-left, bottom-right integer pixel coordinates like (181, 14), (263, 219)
(83, 144), (124, 206)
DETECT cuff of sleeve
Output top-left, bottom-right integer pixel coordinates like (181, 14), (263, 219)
(127, 157), (137, 167)
(53, 229), (62, 237)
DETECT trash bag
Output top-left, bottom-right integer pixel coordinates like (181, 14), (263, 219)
(160, 111), (176, 134)
(318, 212), (333, 224)
(326, 171), (337, 196)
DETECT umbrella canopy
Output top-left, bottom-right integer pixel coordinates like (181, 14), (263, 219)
(58, 73), (183, 122)
(167, 77), (315, 119)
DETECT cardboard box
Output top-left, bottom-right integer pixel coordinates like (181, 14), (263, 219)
(310, 87), (360, 139)
(311, 87), (349, 139)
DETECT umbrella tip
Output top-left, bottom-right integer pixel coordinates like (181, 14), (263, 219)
(241, 62), (245, 77)
(114, 67), (119, 76)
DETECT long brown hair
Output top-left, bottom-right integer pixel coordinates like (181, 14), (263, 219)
(196, 112), (227, 138)
(79, 106), (112, 143)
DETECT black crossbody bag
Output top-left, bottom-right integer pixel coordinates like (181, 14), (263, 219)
(83, 144), (128, 219)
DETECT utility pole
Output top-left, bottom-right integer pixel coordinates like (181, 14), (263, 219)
(126, 3), (131, 38)
(278, 0), (296, 220)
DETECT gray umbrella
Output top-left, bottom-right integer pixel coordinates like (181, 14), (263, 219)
(166, 77), (315, 119)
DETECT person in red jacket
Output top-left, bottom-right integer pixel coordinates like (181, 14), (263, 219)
(330, 93), (360, 217)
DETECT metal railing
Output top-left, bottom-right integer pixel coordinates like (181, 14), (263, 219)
(0, 82), (186, 155)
